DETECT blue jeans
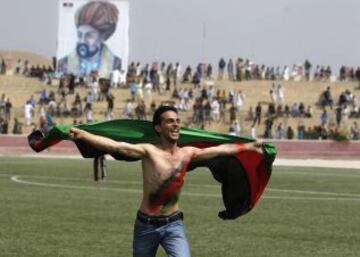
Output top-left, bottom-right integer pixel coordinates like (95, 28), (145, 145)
(133, 214), (191, 257)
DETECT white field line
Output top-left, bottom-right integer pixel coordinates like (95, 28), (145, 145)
(5, 173), (360, 197)
(274, 171), (360, 178)
(10, 176), (142, 194)
(4, 173), (360, 197)
(10, 175), (360, 202)
(3, 154), (360, 169)
(266, 188), (360, 198)
(274, 159), (360, 169)
(3, 171), (360, 193)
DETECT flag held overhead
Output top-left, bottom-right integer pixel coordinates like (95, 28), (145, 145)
(28, 119), (276, 219)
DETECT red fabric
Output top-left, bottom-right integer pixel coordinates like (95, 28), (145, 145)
(181, 141), (271, 208)
(30, 139), (62, 152)
(236, 151), (270, 208)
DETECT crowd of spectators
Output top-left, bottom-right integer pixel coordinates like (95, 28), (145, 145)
(1, 55), (360, 140)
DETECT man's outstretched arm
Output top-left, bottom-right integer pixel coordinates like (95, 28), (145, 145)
(69, 128), (147, 159)
(190, 141), (263, 162)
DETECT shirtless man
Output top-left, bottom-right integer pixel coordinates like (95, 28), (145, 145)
(69, 105), (263, 257)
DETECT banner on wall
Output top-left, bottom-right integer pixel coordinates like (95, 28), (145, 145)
(56, 0), (129, 78)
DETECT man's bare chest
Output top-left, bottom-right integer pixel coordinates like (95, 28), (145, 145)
(143, 153), (189, 185)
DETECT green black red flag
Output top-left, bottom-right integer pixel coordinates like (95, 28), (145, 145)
(28, 119), (276, 219)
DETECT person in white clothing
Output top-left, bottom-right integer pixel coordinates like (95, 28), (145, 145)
(276, 84), (285, 104)
(144, 80), (153, 105)
(24, 101), (34, 126)
(270, 84), (277, 103)
(123, 99), (134, 119)
(250, 125), (257, 139)
(90, 77), (99, 101)
(111, 69), (121, 88)
(283, 66), (290, 81)
(235, 90), (245, 110)
(211, 98), (220, 122)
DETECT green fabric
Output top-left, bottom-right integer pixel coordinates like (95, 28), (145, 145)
(40, 119), (276, 163)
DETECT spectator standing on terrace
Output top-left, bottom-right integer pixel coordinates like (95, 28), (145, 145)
(135, 100), (146, 120)
(250, 125), (256, 139)
(211, 98), (220, 122)
(252, 102), (262, 126)
(39, 89), (49, 105)
(350, 121), (359, 140)
(24, 100), (34, 126)
(275, 123), (285, 139)
(269, 84), (277, 103)
(28, 95), (36, 108)
(234, 90), (245, 113)
(105, 93), (114, 120)
(84, 91), (94, 112)
(93, 155), (107, 181)
(72, 92), (83, 117)
(110, 68), (121, 88)
(355, 67), (360, 88)
(4, 98), (12, 122)
(123, 99), (134, 119)
(286, 126), (295, 139)
(144, 79), (153, 105)
(276, 84), (285, 104)
(90, 77), (99, 101)
(232, 120), (241, 136)
(246, 106), (254, 121)
(244, 59), (251, 80)
(335, 106), (342, 127)
(341, 105), (350, 125)
(182, 66), (192, 83)
(227, 59), (234, 81)
(263, 117), (273, 138)
(305, 105), (313, 118)
(339, 66), (346, 81)
(218, 58), (226, 80)
(129, 80), (137, 101)
(1, 59), (6, 74)
(297, 125), (305, 140)
(229, 103), (237, 124)
(206, 64), (213, 80)
(0, 94), (5, 118)
(174, 63), (181, 87)
(85, 106), (94, 123)
(304, 59), (312, 81)
(235, 58), (243, 81)
(319, 87), (333, 109)
(283, 66), (290, 81)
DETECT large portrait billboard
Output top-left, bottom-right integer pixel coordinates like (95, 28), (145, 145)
(56, 0), (129, 78)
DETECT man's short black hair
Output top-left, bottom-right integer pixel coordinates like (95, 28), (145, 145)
(152, 105), (178, 127)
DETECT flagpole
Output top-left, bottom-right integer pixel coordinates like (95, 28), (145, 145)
(201, 22), (206, 63)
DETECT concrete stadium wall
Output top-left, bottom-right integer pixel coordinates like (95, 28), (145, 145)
(0, 135), (77, 155)
(0, 135), (359, 159)
(272, 140), (360, 159)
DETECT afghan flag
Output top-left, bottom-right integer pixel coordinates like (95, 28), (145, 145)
(28, 119), (276, 219)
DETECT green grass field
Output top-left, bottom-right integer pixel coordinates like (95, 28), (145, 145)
(0, 156), (359, 257)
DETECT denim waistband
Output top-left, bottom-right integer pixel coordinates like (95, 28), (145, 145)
(137, 210), (184, 226)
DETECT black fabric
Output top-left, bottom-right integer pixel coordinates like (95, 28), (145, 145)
(27, 130), (46, 152)
(188, 156), (251, 220)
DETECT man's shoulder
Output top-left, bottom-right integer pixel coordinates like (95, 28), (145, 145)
(179, 145), (199, 156)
